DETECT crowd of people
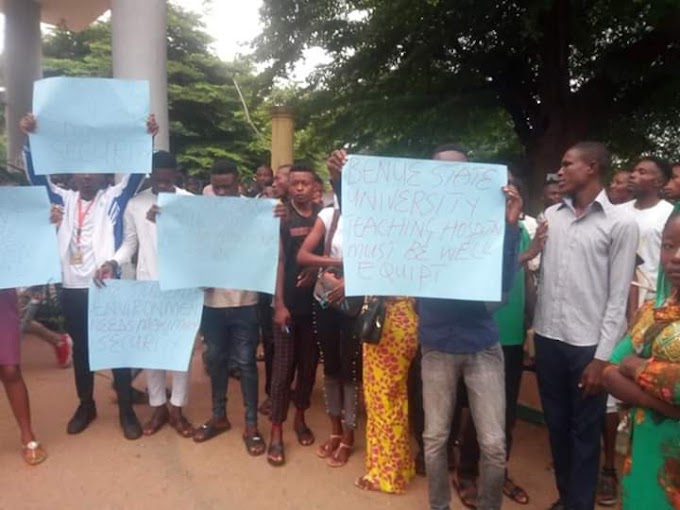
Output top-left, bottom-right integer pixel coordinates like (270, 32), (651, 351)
(0, 111), (679, 510)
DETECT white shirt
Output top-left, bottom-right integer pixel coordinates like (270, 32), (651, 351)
(204, 288), (258, 308)
(618, 199), (674, 300)
(534, 191), (638, 360)
(112, 187), (192, 281)
(318, 207), (343, 259)
(49, 177), (141, 289)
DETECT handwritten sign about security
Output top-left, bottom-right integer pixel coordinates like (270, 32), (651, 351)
(88, 281), (203, 371)
(29, 77), (152, 174)
(0, 186), (61, 290)
(342, 155), (507, 301)
(156, 194), (279, 292)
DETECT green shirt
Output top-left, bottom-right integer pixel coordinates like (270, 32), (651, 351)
(494, 222), (531, 346)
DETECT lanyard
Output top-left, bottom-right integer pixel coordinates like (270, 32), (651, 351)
(76, 194), (97, 246)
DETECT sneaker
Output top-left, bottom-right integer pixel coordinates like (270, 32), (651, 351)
(596, 467), (619, 506)
(55, 335), (73, 368)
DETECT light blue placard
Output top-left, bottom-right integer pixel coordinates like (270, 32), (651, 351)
(342, 155), (507, 301)
(88, 280), (203, 371)
(0, 186), (61, 290)
(156, 194), (279, 292)
(29, 77), (152, 175)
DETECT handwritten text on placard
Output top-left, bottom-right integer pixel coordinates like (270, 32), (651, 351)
(342, 155), (507, 301)
(0, 186), (61, 290)
(29, 77), (152, 174)
(88, 281), (202, 371)
(156, 194), (279, 292)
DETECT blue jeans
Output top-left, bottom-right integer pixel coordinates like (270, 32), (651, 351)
(201, 305), (259, 426)
(422, 344), (506, 510)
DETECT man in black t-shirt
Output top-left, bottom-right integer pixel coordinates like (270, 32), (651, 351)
(267, 163), (323, 466)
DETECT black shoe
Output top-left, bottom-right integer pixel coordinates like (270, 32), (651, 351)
(67, 402), (97, 434)
(119, 408), (143, 440)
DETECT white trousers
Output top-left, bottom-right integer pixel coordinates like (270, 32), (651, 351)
(146, 369), (190, 407)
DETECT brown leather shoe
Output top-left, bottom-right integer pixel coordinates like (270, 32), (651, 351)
(143, 405), (169, 436)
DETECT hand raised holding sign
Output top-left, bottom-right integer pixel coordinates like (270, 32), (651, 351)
(327, 149), (347, 182)
(503, 184), (523, 226)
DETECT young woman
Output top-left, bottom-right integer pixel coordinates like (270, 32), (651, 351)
(1, 288), (47, 465)
(604, 209), (680, 510)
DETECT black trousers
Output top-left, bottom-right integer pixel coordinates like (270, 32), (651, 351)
(535, 334), (606, 510)
(60, 288), (133, 408)
(257, 293), (274, 396)
(457, 344), (524, 479)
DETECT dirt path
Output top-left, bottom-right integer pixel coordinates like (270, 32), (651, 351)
(1, 336), (561, 509)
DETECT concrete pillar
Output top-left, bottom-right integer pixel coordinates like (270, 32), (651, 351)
(271, 106), (294, 171)
(111, 0), (169, 150)
(4, 0), (42, 170)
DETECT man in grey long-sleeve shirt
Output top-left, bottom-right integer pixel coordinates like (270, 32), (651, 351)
(533, 141), (638, 510)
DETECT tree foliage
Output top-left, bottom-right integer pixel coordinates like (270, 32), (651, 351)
(42, 3), (271, 180)
(257, 0), (680, 191)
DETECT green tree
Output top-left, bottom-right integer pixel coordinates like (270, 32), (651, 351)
(257, 0), (680, 195)
(42, 3), (271, 180)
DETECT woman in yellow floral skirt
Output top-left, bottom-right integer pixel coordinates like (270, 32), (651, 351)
(355, 297), (418, 494)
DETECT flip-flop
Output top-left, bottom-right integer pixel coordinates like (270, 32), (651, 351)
(294, 424), (315, 446)
(354, 476), (380, 492)
(193, 418), (231, 443)
(267, 441), (285, 467)
(453, 476), (478, 509)
(22, 441), (47, 466)
(243, 431), (266, 456)
(503, 478), (529, 505)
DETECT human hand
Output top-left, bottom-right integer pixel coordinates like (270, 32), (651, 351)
(146, 204), (161, 223)
(327, 149), (347, 183)
(296, 268), (317, 288)
(146, 114), (159, 137)
(579, 359), (608, 397)
(273, 304), (291, 330)
(94, 261), (117, 288)
(327, 276), (345, 305)
(273, 202), (288, 220)
(49, 204), (64, 227)
(526, 220), (548, 259)
(503, 184), (523, 226)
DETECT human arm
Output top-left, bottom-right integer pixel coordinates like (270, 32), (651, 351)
(327, 149), (346, 210)
(603, 364), (680, 419)
(20, 115), (65, 204)
(518, 221), (547, 267)
(296, 217), (342, 269)
(631, 358), (680, 406)
(273, 240), (291, 329)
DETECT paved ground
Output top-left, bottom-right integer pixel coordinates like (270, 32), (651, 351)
(1, 336), (608, 510)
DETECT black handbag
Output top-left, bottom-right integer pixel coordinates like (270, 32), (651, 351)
(355, 297), (386, 344)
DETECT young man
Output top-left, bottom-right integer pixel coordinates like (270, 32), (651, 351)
(20, 113), (158, 440)
(455, 174), (547, 508)
(95, 151), (195, 439)
(273, 164), (292, 200)
(419, 144), (522, 510)
(608, 169), (633, 205)
(534, 142), (638, 510)
(248, 164), (274, 197)
(267, 163), (322, 466)
(662, 162), (680, 202)
(193, 159), (266, 456)
(597, 156), (672, 506)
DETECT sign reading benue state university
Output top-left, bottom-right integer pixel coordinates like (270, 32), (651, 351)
(29, 77), (152, 175)
(156, 194), (279, 293)
(342, 155), (507, 301)
(88, 281), (203, 371)
(0, 186), (61, 290)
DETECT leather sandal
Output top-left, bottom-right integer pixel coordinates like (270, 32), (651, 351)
(267, 441), (285, 467)
(294, 424), (315, 446)
(316, 434), (342, 459)
(22, 441), (47, 466)
(326, 442), (353, 467)
(193, 418), (231, 443)
(143, 406), (169, 436)
(169, 413), (195, 438)
(243, 431), (266, 456)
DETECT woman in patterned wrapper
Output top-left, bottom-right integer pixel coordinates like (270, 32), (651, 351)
(604, 209), (680, 510)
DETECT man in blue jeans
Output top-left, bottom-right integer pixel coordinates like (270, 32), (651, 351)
(419, 144), (522, 510)
(191, 160), (266, 455)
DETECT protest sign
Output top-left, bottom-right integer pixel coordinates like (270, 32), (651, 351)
(88, 281), (203, 371)
(156, 194), (279, 292)
(342, 155), (507, 301)
(29, 77), (151, 174)
(0, 186), (61, 290)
